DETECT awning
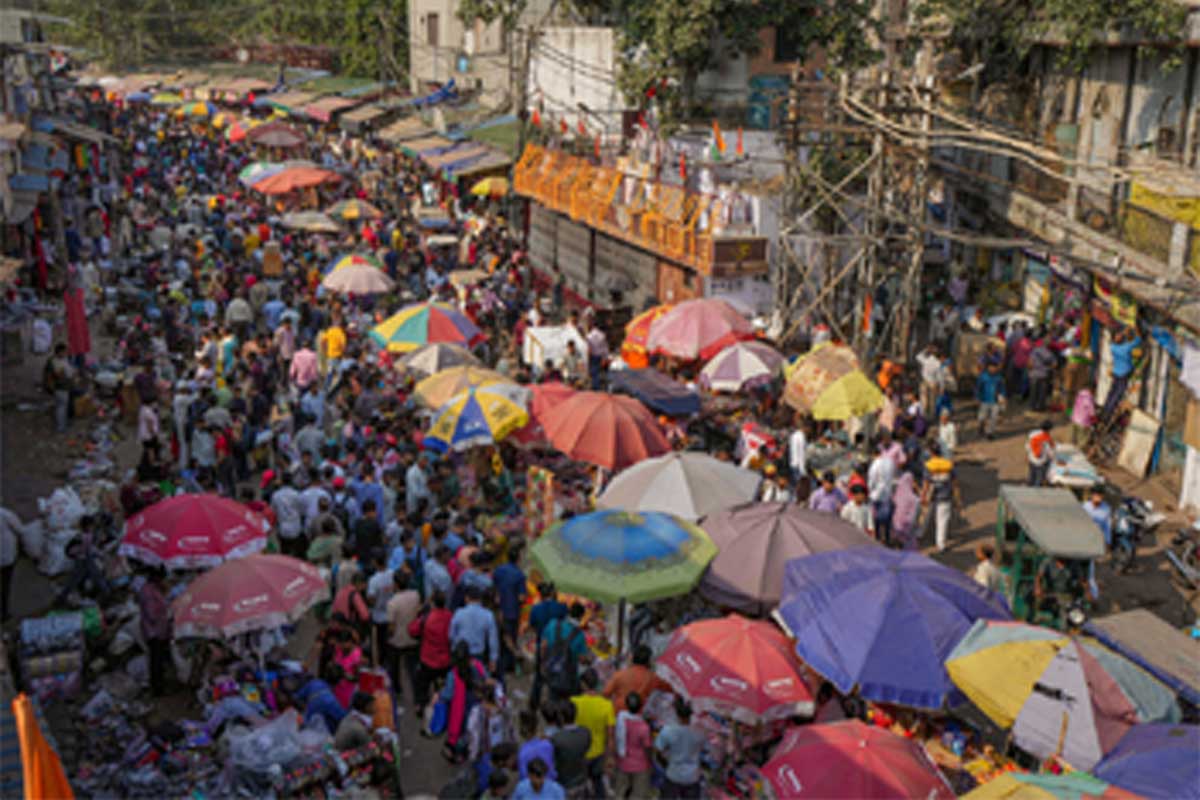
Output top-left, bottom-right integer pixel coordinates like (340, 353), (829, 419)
(33, 117), (117, 146)
(377, 115), (432, 142)
(449, 149), (512, 178)
(258, 91), (321, 114)
(304, 96), (358, 123)
(341, 103), (391, 132)
(402, 135), (454, 156)
(423, 142), (489, 171)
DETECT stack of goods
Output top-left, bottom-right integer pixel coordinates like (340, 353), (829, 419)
(19, 613), (85, 703)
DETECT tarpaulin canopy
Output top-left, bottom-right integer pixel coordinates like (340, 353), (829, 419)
(609, 368), (700, 416)
(1086, 610), (1200, 706)
(398, 79), (456, 108)
(401, 135), (454, 156)
(341, 103), (391, 132)
(448, 150), (512, 178)
(257, 91), (320, 114)
(999, 485), (1106, 558)
(304, 95), (358, 122)
(376, 115), (433, 142)
(422, 142), (489, 171)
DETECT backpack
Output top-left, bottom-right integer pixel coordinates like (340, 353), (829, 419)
(406, 544), (426, 599)
(331, 493), (354, 532)
(542, 619), (585, 696)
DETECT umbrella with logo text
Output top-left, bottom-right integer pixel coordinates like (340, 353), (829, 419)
(119, 494), (269, 569)
(763, 720), (955, 800)
(172, 554), (328, 639)
(657, 614), (814, 723)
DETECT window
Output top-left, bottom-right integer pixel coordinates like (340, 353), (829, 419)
(774, 26), (803, 64)
(427, 13), (439, 47)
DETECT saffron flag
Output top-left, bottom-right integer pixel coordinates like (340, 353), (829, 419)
(679, 152), (687, 183)
(559, 119), (568, 135)
(531, 109), (541, 127)
(578, 118), (587, 136)
(712, 120), (726, 155)
(736, 127), (744, 157)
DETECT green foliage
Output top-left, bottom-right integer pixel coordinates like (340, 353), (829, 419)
(457, 0), (528, 33)
(45, 0), (409, 79)
(918, 0), (1188, 79)
(573, 0), (878, 133)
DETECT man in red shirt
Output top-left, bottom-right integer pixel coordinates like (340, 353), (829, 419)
(1025, 420), (1056, 487)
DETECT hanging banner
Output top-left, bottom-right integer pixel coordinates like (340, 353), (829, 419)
(524, 466), (556, 539)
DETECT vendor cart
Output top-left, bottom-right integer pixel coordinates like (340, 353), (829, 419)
(994, 485), (1106, 627)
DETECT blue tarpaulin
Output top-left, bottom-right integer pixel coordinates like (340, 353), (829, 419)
(400, 79), (457, 109)
(776, 548), (1012, 710)
(610, 369), (701, 417)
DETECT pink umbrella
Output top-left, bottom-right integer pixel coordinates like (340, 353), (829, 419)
(657, 614), (814, 723)
(763, 721), (955, 800)
(646, 298), (754, 361)
(120, 494), (269, 569)
(172, 554), (328, 639)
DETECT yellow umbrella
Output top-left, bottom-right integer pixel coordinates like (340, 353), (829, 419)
(783, 343), (882, 419)
(413, 366), (513, 408)
(470, 176), (509, 197)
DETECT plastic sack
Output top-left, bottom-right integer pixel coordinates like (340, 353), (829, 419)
(38, 527), (77, 576)
(14, 514), (44, 561)
(31, 318), (52, 355)
(39, 487), (86, 531)
(228, 709), (302, 773)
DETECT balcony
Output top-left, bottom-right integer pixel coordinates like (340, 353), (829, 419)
(514, 144), (767, 276)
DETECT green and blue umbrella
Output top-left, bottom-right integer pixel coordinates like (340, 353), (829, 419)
(529, 510), (717, 604)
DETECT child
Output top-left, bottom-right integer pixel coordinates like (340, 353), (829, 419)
(840, 484), (875, 537)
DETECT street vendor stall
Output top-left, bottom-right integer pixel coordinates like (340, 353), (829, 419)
(522, 324), (587, 371)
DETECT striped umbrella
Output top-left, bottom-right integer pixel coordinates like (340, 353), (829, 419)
(424, 385), (530, 452)
(325, 252), (384, 274)
(946, 619), (1181, 770)
(700, 340), (785, 392)
(369, 302), (485, 354)
(327, 198), (383, 221)
(413, 365), (514, 408)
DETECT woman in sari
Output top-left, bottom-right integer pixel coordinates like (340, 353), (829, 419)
(440, 641), (488, 763)
(891, 471), (922, 550)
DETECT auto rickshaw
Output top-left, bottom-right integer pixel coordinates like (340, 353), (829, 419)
(995, 485), (1106, 629)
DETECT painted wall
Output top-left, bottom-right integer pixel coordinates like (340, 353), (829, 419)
(526, 26), (622, 142)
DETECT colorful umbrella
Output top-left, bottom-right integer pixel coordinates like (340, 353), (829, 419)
(320, 262), (394, 295)
(657, 614), (814, 722)
(1093, 724), (1200, 800)
(470, 176), (509, 197)
(424, 385), (530, 452)
(621, 304), (674, 368)
(253, 166), (339, 195)
(946, 620), (1181, 770)
(246, 120), (305, 148)
(395, 343), (481, 378)
(281, 211), (340, 234)
(369, 302), (486, 353)
(149, 92), (182, 105)
(646, 298), (754, 361)
(776, 548), (1011, 709)
(540, 391), (670, 470)
(182, 100), (215, 117)
(238, 161), (285, 187)
(326, 198), (383, 220)
(413, 365), (514, 408)
(763, 721), (955, 800)
(783, 343), (883, 420)
(325, 252), (384, 274)
(700, 341), (786, 392)
(172, 554), (328, 639)
(699, 502), (878, 615)
(596, 452), (761, 521)
(529, 510), (717, 605)
(119, 494), (269, 569)
(960, 772), (1141, 800)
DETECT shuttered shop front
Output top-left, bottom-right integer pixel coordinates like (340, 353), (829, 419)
(528, 204), (557, 274)
(594, 233), (657, 308)
(556, 216), (594, 299)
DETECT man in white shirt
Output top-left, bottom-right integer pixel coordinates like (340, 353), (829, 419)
(840, 485), (875, 537)
(365, 554), (395, 669)
(915, 345), (945, 419)
(867, 438), (897, 546)
(270, 472), (304, 557)
(788, 421), (808, 498)
(405, 453), (431, 515)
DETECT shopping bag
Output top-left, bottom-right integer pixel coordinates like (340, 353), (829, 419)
(427, 699), (448, 736)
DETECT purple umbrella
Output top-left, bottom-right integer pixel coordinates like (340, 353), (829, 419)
(1093, 724), (1200, 800)
(775, 548), (1011, 709)
(700, 341), (785, 392)
(699, 502), (878, 615)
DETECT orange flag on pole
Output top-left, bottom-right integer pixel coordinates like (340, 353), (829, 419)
(736, 126), (744, 157)
(712, 120), (726, 154)
(13, 693), (75, 800)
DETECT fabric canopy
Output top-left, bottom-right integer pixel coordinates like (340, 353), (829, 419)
(609, 368), (700, 416)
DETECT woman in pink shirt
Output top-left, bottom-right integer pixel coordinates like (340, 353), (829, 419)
(614, 692), (653, 799)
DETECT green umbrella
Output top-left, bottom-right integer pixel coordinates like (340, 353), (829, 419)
(529, 510), (717, 605)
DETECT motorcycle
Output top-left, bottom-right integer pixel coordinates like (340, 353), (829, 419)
(1166, 522), (1200, 591)
(1110, 495), (1166, 573)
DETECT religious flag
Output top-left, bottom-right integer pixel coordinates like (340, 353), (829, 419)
(736, 126), (744, 157)
(637, 111), (649, 129)
(531, 108), (541, 127)
(560, 118), (569, 135)
(712, 120), (726, 155)
(594, 136), (601, 159)
(679, 151), (687, 183)
(577, 118), (587, 136)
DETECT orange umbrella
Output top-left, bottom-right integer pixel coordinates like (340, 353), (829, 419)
(253, 166), (340, 195)
(13, 693), (74, 799)
(540, 391), (670, 470)
(621, 304), (673, 368)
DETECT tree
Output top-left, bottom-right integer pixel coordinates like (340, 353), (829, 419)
(917, 0), (1188, 81)
(573, 0), (879, 132)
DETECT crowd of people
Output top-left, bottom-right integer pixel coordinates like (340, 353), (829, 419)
(0, 69), (1163, 800)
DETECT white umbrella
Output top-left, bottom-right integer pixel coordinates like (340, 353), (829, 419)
(320, 263), (395, 295)
(596, 451), (763, 521)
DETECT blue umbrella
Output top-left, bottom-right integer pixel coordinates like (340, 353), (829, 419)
(126, 91), (151, 103)
(775, 548), (1011, 709)
(609, 368), (700, 416)
(1093, 724), (1200, 800)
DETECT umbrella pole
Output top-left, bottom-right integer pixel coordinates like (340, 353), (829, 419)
(616, 598), (626, 663)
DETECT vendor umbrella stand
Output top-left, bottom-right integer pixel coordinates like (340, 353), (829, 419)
(529, 509), (717, 656)
(119, 494), (269, 569)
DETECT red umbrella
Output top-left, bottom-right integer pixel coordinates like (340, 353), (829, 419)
(646, 298), (754, 360)
(511, 381), (578, 447)
(657, 614), (814, 723)
(253, 166), (340, 195)
(119, 494), (269, 569)
(246, 120), (305, 148)
(763, 720), (954, 800)
(540, 391), (669, 470)
(172, 554), (328, 638)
